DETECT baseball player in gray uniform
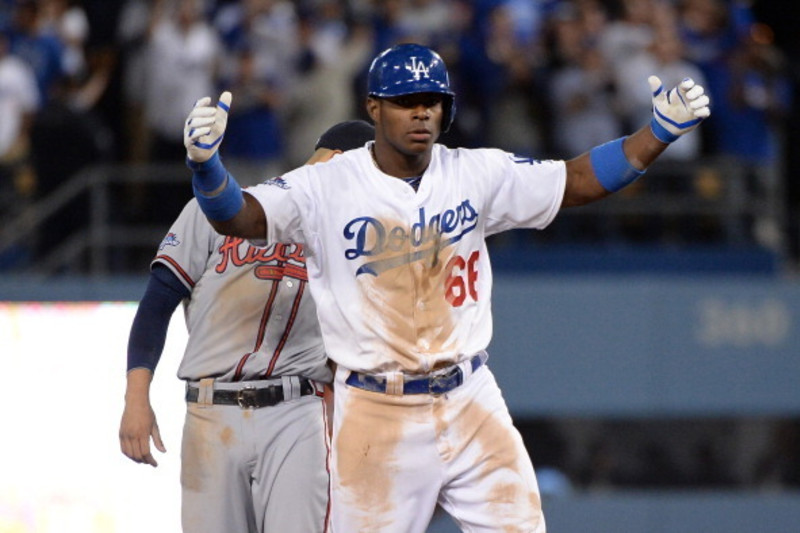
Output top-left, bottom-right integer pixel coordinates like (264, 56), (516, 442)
(181, 44), (710, 532)
(119, 120), (375, 533)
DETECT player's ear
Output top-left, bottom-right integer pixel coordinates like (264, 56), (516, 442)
(366, 97), (380, 123)
(317, 148), (341, 164)
(305, 148), (339, 165)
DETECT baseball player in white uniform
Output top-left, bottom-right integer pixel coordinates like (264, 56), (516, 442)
(119, 120), (376, 533)
(181, 44), (710, 532)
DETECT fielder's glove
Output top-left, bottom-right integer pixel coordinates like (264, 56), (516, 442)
(184, 91), (232, 163)
(649, 76), (710, 144)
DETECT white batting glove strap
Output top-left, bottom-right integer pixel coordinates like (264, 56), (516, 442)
(184, 91), (232, 163)
(649, 76), (710, 143)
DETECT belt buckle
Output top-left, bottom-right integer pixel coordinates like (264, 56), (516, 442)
(236, 387), (258, 409)
(428, 368), (458, 395)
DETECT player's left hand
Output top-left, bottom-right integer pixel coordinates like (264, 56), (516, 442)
(184, 91), (232, 163)
(649, 75), (710, 143)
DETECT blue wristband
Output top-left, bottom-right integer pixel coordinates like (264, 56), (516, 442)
(650, 117), (680, 144)
(189, 153), (244, 221)
(589, 137), (646, 193)
(187, 152), (226, 192)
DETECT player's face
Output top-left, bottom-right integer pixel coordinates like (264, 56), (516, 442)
(369, 93), (443, 156)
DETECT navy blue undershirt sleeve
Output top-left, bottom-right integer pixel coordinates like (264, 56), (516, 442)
(126, 264), (191, 372)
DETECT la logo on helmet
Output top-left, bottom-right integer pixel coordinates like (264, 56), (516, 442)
(406, 57), (430, 80)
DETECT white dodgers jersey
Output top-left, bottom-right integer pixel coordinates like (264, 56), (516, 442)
(153, 199), (331, 383)
(246, 143), (566, 374)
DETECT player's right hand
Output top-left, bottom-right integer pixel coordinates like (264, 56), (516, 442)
(119, 400), (166, 467)
(649, 75), (710, 143)
(184, 91), (232, 163)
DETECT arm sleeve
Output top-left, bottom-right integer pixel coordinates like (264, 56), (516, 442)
(244, 172), (309, 246)
(126, 264), (191, 372)
(479, 149), (566, 235)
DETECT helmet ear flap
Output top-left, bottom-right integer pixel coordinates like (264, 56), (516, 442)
(367, 43), (456, 132)
(440, 95), (455, 133)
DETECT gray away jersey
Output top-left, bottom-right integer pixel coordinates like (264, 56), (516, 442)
(153, 199), (331, 384)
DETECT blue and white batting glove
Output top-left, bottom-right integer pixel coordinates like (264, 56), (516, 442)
(649, 76), (710, 144)
(183, 91), (232, 163)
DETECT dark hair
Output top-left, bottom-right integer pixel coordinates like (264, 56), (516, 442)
(314, 120), (375, 151)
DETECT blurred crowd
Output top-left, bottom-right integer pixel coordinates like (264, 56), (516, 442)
(0, 0), (798, 271)
(520, 417), (800, 495)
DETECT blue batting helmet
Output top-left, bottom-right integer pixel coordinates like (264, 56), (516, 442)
(367, 43), (456, 132)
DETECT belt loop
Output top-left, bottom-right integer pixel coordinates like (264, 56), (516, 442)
(198, 378), (214, 406)
(385, 372), (404, 396)
(458, 355), (478, 383)
(458, 351), (486, 383)
(458, 358), (473, 382)
(282, 376), (300, 401)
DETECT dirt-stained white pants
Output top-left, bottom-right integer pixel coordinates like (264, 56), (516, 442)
(330, 364), (545, 532)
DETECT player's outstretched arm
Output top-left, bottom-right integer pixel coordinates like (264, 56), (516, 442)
(562, 75), (710, 207)
(211, 192), (267, 240)
(184, 91), (267, 239)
